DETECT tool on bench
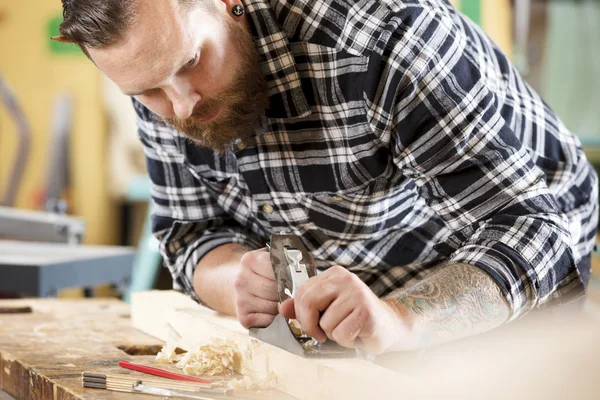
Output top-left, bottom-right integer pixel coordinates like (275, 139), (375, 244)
(81, 372), (231, 398)
(249, 233), (357, 358)
(0, 305), (32, 314)
(118, 360), (213, 384)
(131, 381), (220, 399)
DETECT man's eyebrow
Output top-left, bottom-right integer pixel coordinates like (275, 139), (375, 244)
(122, 54), (197, 97)
(124, 88), (150, 97)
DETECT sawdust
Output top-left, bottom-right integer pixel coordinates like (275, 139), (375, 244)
(154, 340), (178, 364)
(155, 332), (277, 392)
(288, 318), (303, 336)
(175, 338), (244, 377)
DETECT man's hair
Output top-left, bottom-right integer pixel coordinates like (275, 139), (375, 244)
(59, 0), (203, 56)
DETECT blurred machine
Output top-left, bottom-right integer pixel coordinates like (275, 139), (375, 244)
(0, 73), (134, 298)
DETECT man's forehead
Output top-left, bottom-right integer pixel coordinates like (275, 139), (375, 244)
(89, 0), (204, 94)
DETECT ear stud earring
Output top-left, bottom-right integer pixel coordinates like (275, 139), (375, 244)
(232, 4), (245, 17)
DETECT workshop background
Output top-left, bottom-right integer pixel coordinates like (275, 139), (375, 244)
(0, 0), (599, 302)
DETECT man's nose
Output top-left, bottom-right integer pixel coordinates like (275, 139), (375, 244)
(169, 85), (201, 119)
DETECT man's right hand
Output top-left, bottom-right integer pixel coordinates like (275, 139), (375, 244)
(234, 248), (279, 328)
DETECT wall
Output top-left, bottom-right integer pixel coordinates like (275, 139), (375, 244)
(451, 0), (513, 57)
(0, 0), (118, 245)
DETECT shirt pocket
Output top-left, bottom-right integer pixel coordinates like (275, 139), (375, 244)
(295, 177), (423, 246)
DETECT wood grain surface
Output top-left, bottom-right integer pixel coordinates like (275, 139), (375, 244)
(2, 288), (599, 400)
(132, 290), (600, 400)
(0, 297), (293, 399)
(131, 290), (427, 400)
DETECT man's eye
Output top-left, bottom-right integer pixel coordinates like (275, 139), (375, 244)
(186, 52), (200, 68)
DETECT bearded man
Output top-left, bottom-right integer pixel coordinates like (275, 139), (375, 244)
(57, 0), (598, 354)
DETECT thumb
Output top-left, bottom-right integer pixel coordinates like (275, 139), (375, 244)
(279, 298), (296, 319)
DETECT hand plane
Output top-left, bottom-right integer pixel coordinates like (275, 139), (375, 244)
(248, 233), (357, 358)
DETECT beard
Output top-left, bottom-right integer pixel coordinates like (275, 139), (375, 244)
(164, 16), (268, 153)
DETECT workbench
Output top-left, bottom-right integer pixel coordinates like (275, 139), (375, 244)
(0, 297), (163, 400)
(1, 291), (600, 400)
(0, 297), (293, 400)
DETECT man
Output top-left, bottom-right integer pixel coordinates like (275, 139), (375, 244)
(58, 0), (598, 354)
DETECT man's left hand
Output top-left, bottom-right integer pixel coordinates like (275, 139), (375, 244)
(278, 266), (412, 354)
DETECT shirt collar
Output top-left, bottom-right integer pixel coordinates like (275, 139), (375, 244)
(245, 0), (312, 120)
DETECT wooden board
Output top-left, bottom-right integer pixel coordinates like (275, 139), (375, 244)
(3, 290), (597, 400)
(132, 290), (600, 400)
(131, 290), (430, 400)
(0, 297), (292, 400)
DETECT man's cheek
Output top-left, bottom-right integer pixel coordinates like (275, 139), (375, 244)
(136, 96), (173, 119)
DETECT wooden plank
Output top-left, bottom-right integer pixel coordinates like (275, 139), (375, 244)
(132, 290), (600, 400)
(2, 291), (596, 399)
(131, 290), (429, 400)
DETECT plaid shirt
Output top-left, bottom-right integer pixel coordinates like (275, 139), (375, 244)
(134, 0), (598, 320)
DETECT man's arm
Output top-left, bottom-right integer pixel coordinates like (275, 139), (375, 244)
(370, 4), (585, 321)
(192, 243), (251, 315)
(278, 262), (509, 354)
(193, 245), (280, 327)
(133, 98), (268, 308)
(384, 263), (510, 349)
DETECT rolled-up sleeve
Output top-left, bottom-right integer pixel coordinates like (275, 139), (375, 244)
(377, 7), (586, 319)
(133, 99), (263, 303)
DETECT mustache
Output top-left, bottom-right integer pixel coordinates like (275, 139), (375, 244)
(174, 85), (247, 126)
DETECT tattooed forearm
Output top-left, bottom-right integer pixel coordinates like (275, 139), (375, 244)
(384, 263), (510, 348)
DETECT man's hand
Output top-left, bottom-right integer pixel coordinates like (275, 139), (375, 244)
(278, 266), (413, 354)
(234, 248), (279, 328)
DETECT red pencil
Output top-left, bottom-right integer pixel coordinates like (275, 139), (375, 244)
(118, 360), (213, 384)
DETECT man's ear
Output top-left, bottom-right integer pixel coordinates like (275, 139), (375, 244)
(50, 35), (74, 43)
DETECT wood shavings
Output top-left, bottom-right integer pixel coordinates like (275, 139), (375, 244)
(288, 319), (304, 336)
(300, 337), (320, 351)
(154, 343), (178, 364)
(175, 338), (244, 377)
(154, 323), (181, 364)
(154, 331), (278, 393)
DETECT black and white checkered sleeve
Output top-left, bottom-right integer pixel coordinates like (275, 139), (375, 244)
(369, 6), (585, 319)
(132, 99), (263, 303)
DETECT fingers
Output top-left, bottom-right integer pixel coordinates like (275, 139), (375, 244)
(289, 266), (379, 348)
(243, 274), (279, 301)
(236, 294), (278, 315)
(330, 308), (366, 348)
(238, 312), (276, 329)
(279, 298), (295, 319)
(235, 248), (278, 302)
(235, 248), (279, 328)
(281, 295), (357, 347)
(240, 248), (274, 280)
(293, 272), (342, 342)
(317, 297), (354, 342)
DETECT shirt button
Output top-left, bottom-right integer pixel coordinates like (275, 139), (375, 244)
(331, 195), (343, 201)
(262, 204), (274, 213)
